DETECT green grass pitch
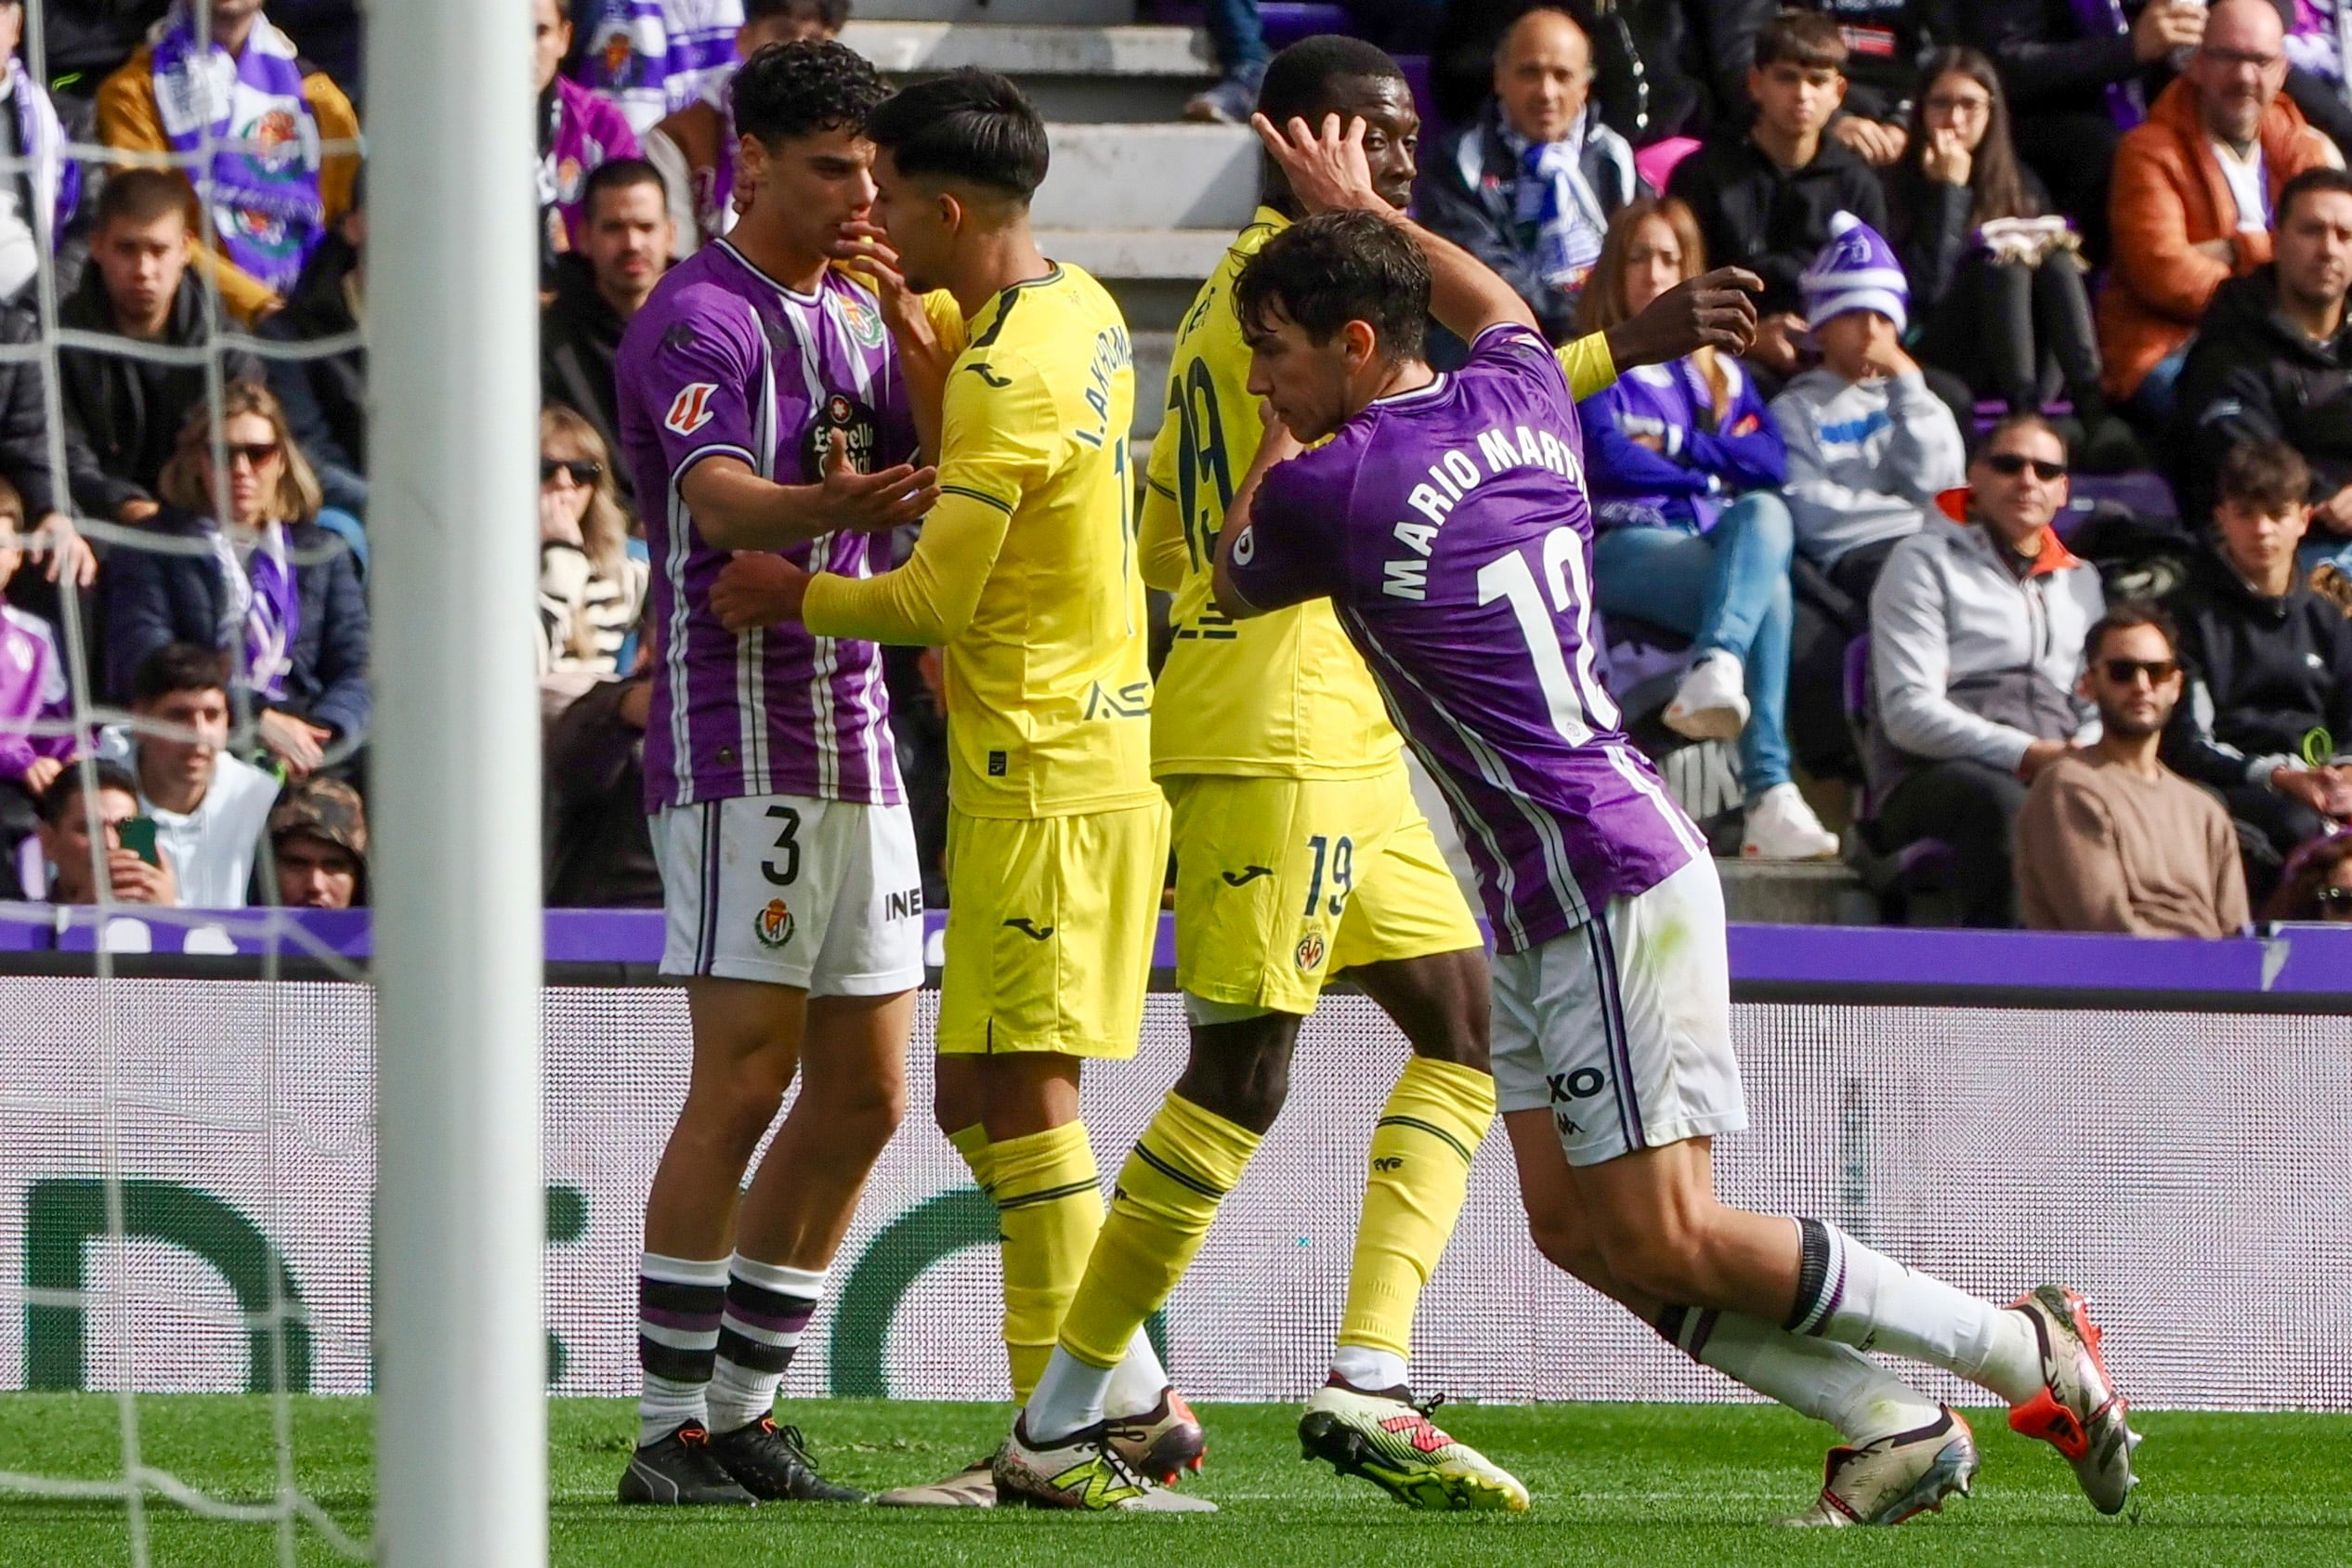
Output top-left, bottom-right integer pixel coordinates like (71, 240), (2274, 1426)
(3, 1395), (2345, 1565)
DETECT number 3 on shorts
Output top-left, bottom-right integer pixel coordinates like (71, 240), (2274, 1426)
(763, 804), (801, 886)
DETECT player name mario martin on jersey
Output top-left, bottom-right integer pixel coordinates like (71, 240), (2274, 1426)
(1366, 419), (1589, 603)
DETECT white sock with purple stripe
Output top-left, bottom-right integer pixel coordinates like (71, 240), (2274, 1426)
(1784, 1219), (2042, 1405)
(1656, 1304), (1940, 1446)
(706, 1257), (825, 1434)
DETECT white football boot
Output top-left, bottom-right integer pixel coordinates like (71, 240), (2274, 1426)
(1663, 650), (1750, 741)
(1782, 1405), (1978, 1526)
(2006, 1286), (2141, 1514)
(873, 1457), (997, 1507)
(1742, 782), (1841, 860)
(1297, 1384), (1529, 1511)
(1103, 1385), (1208, 1485)
(994, 1418), (1218, 1512)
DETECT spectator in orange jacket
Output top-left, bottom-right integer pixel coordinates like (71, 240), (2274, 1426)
(96, 2), (362, 327)
(2097, 0), (2340, 419)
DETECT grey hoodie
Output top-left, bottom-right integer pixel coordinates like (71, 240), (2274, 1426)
(1770, 367), (1967, 567)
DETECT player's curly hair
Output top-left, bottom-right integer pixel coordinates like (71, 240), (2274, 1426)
(730, 37), (887, 149)
(1233, 210), (1429, 361)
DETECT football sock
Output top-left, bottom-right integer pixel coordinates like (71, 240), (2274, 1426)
(1655, 1305), (1940, 1446)
(1104, 1326), (1170, 1417)
(635, 1251), (727, 1445)
(1335, 1058), (1495, 1374)
(1784, 1218), (2042, 1405)
(1055, 1093), (1261, 1386)
(947, 1121), (998, 1195)
(991, 1120), (1106, 1405)
(705, 1256), (824, 1434)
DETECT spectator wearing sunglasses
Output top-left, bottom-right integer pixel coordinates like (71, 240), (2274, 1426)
(2260, 831), (2352, 922)
(1866, 412), (2106, 926)
(2162, 438), (2352, 902)
(2015, 602), (2249, 936)
(537, 402), (648, 721)
(102, 381), (371, 779)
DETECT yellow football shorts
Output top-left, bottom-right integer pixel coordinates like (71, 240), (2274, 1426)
(1164, 765), (1483, 1016)
(935, 800), (1171, 1058)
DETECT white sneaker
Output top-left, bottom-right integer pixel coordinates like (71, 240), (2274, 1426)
(994, 1418), (1218, 1512)
(1741, 782), (1840, 860)
(1781, 1405), (1978, 1526)
(1663, 650), (1750, 741)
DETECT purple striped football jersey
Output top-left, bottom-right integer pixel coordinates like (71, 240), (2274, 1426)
(617, 242), (913, 812)
(1228, 323), (1705, 952)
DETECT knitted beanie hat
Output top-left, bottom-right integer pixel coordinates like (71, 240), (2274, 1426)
(1800, 210), (1909, 333)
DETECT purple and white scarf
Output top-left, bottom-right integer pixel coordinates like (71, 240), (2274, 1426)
(2067, 0), (2149, 129)
(150, 4), (325, 294)
(575, 0), (744, 135)
(1506, 111), (1611, 293)
(211, 522), (299, 701)
(5, 60), (78, 247)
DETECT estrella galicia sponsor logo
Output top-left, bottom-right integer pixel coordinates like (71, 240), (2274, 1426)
(1003, 918), (1054, 941)
(1221, 866), (1274, 887)
(753, 897), (795, 949)
(802, 392), (880, 477)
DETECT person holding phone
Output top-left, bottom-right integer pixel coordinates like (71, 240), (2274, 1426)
(33, 759), (177, 907)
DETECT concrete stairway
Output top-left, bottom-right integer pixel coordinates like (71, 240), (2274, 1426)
(844, 1), (1251, 440)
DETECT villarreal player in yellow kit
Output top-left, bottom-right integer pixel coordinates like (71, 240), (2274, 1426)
(765, 72), (1204, 1509)
(998, 38), (1757, 1513)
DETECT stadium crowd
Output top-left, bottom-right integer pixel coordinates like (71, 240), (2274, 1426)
(0, 0), (2347, 934)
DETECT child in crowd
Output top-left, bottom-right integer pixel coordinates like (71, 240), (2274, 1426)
(1770, 211), (1967, 606)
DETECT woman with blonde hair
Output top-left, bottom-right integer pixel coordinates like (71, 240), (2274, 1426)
(103, 380), (370, 777)
(1576, 197), (1834, 860)
(538, 402), (649, 715)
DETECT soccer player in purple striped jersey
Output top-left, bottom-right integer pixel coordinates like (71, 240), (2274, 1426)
(1209, 116), (2141, 1527)
(609, 39), (949, 1509)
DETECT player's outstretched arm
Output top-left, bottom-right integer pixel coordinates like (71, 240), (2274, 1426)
(1249, 111), (1535, 345)
(681, 433), (939, 552)
(1601, 267), (1764, 372)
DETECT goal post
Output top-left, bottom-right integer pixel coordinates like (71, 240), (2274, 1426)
(367, 0), (547, 1562)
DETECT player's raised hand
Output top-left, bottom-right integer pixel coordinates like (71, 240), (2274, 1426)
(1603, 266), (1763, 371)
(832, 221), (934, 346)
(1249, 111), (1383, 216)
(817, 429), (939, 532)
(711, 551), (812, 631)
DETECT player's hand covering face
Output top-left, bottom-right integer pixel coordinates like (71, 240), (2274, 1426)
(1250, 111), (1387, 218)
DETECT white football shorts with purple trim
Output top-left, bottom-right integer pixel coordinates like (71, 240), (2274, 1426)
(1490, 856), (1747, 1166)
(651, 792), (926, 995)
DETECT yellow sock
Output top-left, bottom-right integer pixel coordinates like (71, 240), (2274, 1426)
(1058, 1093), (1262, 1370)
(989, 1120), (1104, 1403)
(947, 1121), (997, 1195)
(1338, 1057), (1496, 1360)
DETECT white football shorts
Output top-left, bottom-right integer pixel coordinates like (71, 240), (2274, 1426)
(1490, 855), (1747, 1166)
(651, 792), (926, 995)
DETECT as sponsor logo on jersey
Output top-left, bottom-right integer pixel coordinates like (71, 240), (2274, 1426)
(1294, 931), (1326, 971)
(802, 393), (880, 477)
(836, 293), (886, 349)
(753, 897), (795, 949)
(665, 383), (719, 437)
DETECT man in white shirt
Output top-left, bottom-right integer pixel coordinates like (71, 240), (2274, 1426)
(98, 642), (279, 908)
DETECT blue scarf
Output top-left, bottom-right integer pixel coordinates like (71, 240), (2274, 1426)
(1506, 110), (1608, 293)
(150, 5), (325, 293)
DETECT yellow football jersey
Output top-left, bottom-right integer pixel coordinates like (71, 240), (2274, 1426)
(1143, 207), (1619, 781)
(805, 261), (1156, 819)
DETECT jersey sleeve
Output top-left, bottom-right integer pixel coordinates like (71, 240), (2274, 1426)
(1471, 321), (1578, 404)
(638, 291), (762, 481)
(1554, 331), (1618, 401)
(935, 347), (1059, 516)
(1224, 447), (1351, 612)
